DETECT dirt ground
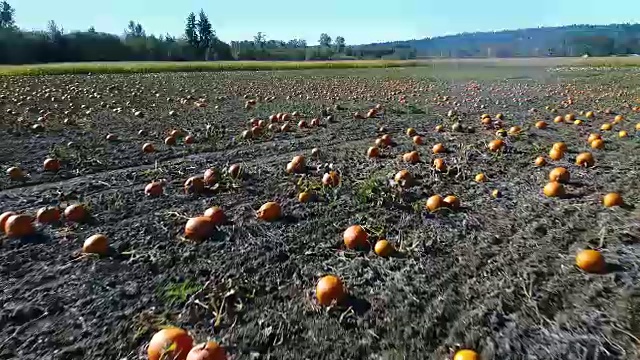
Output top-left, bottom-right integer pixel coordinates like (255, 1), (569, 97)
(1, 66), (639, 360)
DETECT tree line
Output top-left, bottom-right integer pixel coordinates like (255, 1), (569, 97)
(0, 0), (415, 64)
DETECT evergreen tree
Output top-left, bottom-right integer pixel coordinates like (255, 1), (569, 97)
(0, 0), (16, 29)
(197, 9), (213, 59)
(185, 12), (198, 48)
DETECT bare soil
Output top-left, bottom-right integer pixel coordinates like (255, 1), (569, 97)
(1, 67), (639, 360)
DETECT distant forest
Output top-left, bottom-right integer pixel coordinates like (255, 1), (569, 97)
(1, 0), (640, 64)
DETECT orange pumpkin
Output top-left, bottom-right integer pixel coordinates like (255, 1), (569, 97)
(575, 152), (595, 167)
(433, 158), (446, 172)
(475, 173), (486, 182)
(228, 164), (242, 179)
(603, 193), (623, 207)
(590, 139), (605, 150)
(619, 130), (628, 138)
(165, 136), (177, 146)
(454, 349), (479, 360)
(184, 217), (215, 240)
(443, 195), (460, 209)
(412, 135), (424, 145)
(322, 171), (340, 187)
(508, 126), (521, 135)
(543, 181), (565, 197)
(184, 135), (195, 144)
(553, 115), (563, 123)
(257, 202), (281, 221)
(4, 214), (35, 238)
(142, 143), (155, 153)
(535, 121), (547, 129)
(148, 327), (194, 360)
(204, 206), (226, 225)
(406, 128), (417, 137)
(585, 111), (594, 119)
(552, 142), (567, 152)
(394, 170), (413, 187)
(403, 151), (420, 164)
(204, 168), (218, 186)
(575, 249), (605, 273)
(36, 207), (60, 224)
(0, 211), (17, 234)
(64, 204), (87, 223)
(7, 167), (24, 180)
(316, 275), (345, 306)
(601, 123), (612, 131)
(549, 167), (570, 183)
(367, 146), (380, 158)
(587, 133), (601, 143)
(344, 225), (368, 250)
(43, 158), (60, 172)
(432, 143), (446, 154)
(488, 139), (504, 152)
(380, 134), (392, 146)
(186, 341), (227, 360)
(426, 195), (444, 212)
(170, 129), (184, 138)
(184, 176), (205, 194)
(145, 182), (163, 197)
(298, 191), (312, 203)
(564, 113), (575, 122)
(548, 148), (564, 160)
(374, 240), (394, 257)
(534, 156), (546, 166)
(83, 234), (109, 254)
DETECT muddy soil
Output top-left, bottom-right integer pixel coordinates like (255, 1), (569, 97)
(1, 68), (639, 360)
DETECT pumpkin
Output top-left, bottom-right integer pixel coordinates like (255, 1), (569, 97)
(575, 152), (595, 167)
(548, 148), (564, 160)
(552, 142), (567, 152)
(316, 275), (345, 306)
(454, 349), (479, 360)
(488, 139), (504, 152)
(553, 116), (563, 123)
(145, 182), (163, 197)
(403, 151), (420, 164)
(268, 124), (279, 132)
(394, 170), (413, 187)
(508, 126), (521, 135)
(585, 111), (594, 119)
(443, 195), (460, 209)
(380, 134), (392, 146)
(575, 249), (605, 273)
(374, 240), (394, 257)
(165, 136), (177, 146)
(495, 113), (504, 120)
(491, 189), (501, 198)
(251, 126), (262, 137)
(184, 135), (195, 144)
(142, 143), (155, 153)
(311, 148), (320, 158)
(590, 139), (604, 150)
(549, 167), (570, 183)
(241, 130), (252, 139)
(106, 133), (118, 141)
(475, 173), (486, 182)
(298, 191), (312, 203)
(64, 204), (87, 223)
(601, 123), (612, 131)
(228, 164), (242, 179)
(257, 202), (281, 221)
(433, 158), (446, 172)
(184, 176), (205, 194)
(291, 155), (305, 169)
(204, 206), (226, 225)
(412, 136), (424, 145)
(432, 143), (445, 154)
(344, 225), (368, 250)
(534, 156), (546, 166)
(148, 327), (193, 360)
(614, 114), (624, 123)
(7, 167), (23, 180)
(83, 234), (109, 254)
(619, 130), (628, 138)
(636, 122), (640, 131)
(170, 129), (183, 138)
(603, 193), (623, 207)
(481, 117), (492, 125)
(36, 207), (60, 224)
(310, 118), (320, 127)
(43, 158), (61, 172)
(587, 133), (601, 143)
(0, 211), (16, 233)
(435, 124), (444, 132)
(204, 168), (218, 186)
(322, 171), (340, 187)
(367, 147), (380, 158)
(184, 217), (215, 240)
(564, 113), (575, 122)
(574, 119), (583, 125)
(4, 214), (35, 238)
(543, 181), (565, 197)
(535, 121), (547, 129)
(406, 128), (417, 137)
(426, 195), (444, 212)
(280, 122), (291, 132)
(186, 341), (227, 360)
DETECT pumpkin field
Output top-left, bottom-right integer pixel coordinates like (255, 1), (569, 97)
(1, 65), (639, 360)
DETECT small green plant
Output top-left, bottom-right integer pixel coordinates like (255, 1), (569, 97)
(157, 280), (201, 305)
(355, 174), (387, 205)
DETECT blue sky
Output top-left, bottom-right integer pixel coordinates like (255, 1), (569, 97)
(10, 0), (640, 45)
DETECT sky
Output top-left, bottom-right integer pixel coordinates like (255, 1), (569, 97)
(10, 0), (640, 45)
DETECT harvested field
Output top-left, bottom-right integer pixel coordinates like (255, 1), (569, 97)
(0, 65), (639, 360)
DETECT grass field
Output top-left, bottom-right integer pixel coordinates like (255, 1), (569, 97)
(1, 56), (640, 76)
(0, 64), (639, 359)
